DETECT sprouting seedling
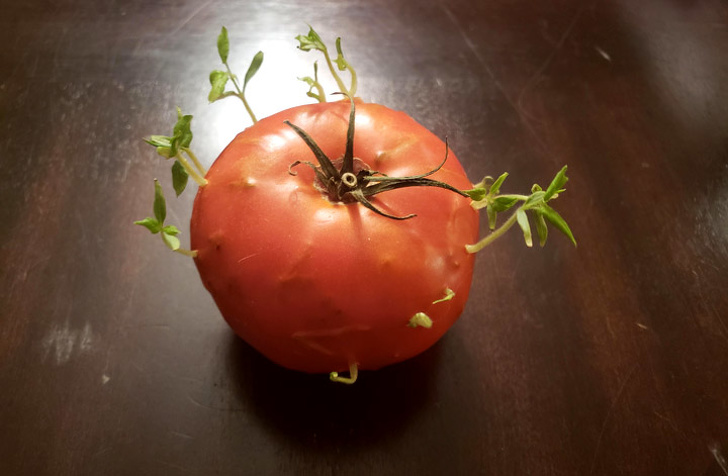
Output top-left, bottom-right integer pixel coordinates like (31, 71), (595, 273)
(145, 107), (208, 194)
(298, 61), (326, 103)
(465, 166), (577, 253)
(329, 363), (359, 384)
(296, 26), (358, 100)
(134, 179), (197, 257)
(208, 26), (264, 124)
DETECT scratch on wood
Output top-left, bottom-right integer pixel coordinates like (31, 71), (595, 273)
(156, 459), (193, 472)
(439, 3), (518, 111)
(652, 410), (679, 433)
(714, 311), (728, 343)
(42, 320), (95, 365)
(440, 4), (487, 68)
(589, 365), (637, 475)
(167, 0), (215, 37)
(439, 3), (563, 159)
(170, 430), (194, 440)
(517, 5), (587, 113)
(594, 46), (612, 62)
(187, 394), (246, 413)
(711, 443), (728, 476)
(605, 314), (616, 339)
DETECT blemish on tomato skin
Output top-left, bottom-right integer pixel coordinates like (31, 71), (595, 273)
(291, 322), (374, 358)
(237, 253), (259, 264)
(292, 324), (373, 339)
(260, 131), (292, 152)
(208, 231), (225, 250)
(312, 206), (338, 224)
(378, 255), (394, 271)
(230, 176), (257, 189)
(372, 137), (418, 165)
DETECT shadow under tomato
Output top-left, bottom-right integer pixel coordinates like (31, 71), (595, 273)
(225, 333), (442, 451)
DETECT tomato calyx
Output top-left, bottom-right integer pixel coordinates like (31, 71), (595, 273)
(285, 97), (471, 220)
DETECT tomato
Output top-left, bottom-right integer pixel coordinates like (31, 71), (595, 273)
(190, 99), (479, 375)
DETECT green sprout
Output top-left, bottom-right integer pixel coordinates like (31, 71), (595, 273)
(466, 166), (576, 253)
(208, 26), (264, 123)
(144, 107), (207, 194)
(295, 26), (358, 100)
(298, 61), (326, 103)
(134, 179), (196, 257)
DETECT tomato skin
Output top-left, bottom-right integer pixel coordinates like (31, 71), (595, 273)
(190, 100), (479, 374)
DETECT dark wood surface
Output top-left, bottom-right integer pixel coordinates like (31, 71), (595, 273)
(2, 0), (728, 474)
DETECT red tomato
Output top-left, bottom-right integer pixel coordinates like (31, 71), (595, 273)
(190, 100), (479, 374)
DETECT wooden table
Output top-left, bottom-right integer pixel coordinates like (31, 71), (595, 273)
(2, 0), (727, 474)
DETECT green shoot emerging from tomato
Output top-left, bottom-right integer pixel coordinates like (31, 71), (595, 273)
(296, 26), (357, 100)
(144, 107), (208, 192)
(134, 180), (196, 257)
(298, 61), (325, 103)
(329, 363), (359, 385)
(466, 167), (576, 252)
(136, 108), (208, 251)
(209, 26), (264, 123)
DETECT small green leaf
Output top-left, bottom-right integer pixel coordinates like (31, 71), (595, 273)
(463, 187), (487, 201)
(243, 51), (264, 92)
(145, 136), (175, 159)
(298, 61), (325, 102)
(531, 183), (543, 193)
(516, 208), (533, 247)
(171, 109), (193, 155)
(535, 210), (548, 247)
(524, 190), (546, 207)
(295, 27), (326, 52)
(208, 70), (229, 102)
(298, 74), (318, 89)
(491, 195), (520, 213)
(153, 179), (166, 224)
(490, 172), (508, 195)
(433, 288), (455, 304)
(161, 231), (180, 251)
(162, 225), (180, 236)
(171, 160), (189, 196)
(334, 37), (347, 70)
(470, 197), (489, 211)
(486, 203), (497, 230)
(544, 166), (568, 201)
(155, 147), (173, 159)
(542, 204), (577, 246)
(134, 217), (161, 234)
(217, 26), (230, 63)
(145, 135), (172, 148)
(299, 76), (316, 87)
(299, 76), (323, 102)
